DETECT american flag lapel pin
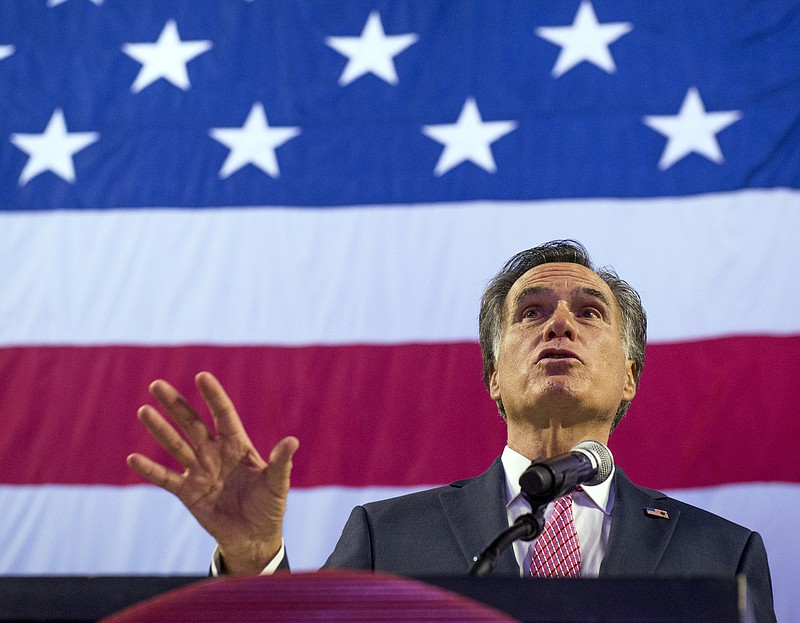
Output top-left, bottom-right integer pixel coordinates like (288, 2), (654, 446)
(645, 507), (670, 519)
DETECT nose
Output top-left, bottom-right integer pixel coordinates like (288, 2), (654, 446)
(544, 301), (575, 341)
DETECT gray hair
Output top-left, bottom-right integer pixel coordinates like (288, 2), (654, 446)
(478, 240), (647, 431)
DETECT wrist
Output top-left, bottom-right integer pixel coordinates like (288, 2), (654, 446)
(217, 537), (282, 575)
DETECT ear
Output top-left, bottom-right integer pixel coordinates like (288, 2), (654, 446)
(622, 359), (637, 402)
(489, 364), (501, 401)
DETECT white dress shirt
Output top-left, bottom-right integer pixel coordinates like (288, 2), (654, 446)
(502, 445), (614, 577)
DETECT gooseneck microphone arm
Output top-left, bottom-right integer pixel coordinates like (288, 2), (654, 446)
(468, 441), (614, 577)
(469, 508), (544, 577)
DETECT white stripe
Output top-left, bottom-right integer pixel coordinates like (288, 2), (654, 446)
(0, 482), (796, 621)
(0, 484), (426, 575)
(2, 188), (799, 346)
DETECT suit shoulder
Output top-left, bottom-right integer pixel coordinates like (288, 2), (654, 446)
(360, 484), (453, 514)
(673, 497), (759, 541)
(359, 458), (505, 522)
(629, 480), (755, 537)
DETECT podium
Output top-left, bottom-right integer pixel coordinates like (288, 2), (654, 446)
(0, 573), (753, 622)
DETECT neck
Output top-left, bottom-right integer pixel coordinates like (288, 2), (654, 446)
(506, 418), (611, 461)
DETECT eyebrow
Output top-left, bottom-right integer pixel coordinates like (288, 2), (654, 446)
(513, 285), (613, 309)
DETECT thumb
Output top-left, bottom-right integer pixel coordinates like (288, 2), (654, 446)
(266, 436), (299, 493)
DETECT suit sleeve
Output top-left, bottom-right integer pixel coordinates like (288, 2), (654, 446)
(322, 505), (374, 570)
(738, 531), (776, 623)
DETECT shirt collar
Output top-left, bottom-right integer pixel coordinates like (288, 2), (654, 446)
(501, 445), (615, 515)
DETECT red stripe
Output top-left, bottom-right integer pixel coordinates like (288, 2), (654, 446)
(611, 335), (800, 488)
(1, 337), (798, 489)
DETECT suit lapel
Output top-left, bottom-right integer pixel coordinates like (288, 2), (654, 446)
(439, 457), (521, 576)
(436, 461), (681, 577)
(600, 469), (680, 576)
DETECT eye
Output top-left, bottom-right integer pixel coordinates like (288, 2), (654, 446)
(522, 306), (542, 319)
(579, 307), (602, 319)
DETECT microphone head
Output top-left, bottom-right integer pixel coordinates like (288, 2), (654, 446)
(573, 440), (614, 486)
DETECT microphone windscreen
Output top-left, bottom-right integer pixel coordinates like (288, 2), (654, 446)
(573, 440), (614, 486)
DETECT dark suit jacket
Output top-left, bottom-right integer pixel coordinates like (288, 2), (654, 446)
(323, 458), (776, 623)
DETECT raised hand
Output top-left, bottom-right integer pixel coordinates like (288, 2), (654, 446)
(126, 371), (299, 574)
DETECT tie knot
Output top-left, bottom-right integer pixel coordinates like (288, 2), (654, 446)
(557, 492), (574, 506)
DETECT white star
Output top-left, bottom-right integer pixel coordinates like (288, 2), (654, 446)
(0, 45), (15, 61)
(209, 103), (301, 179)
(536, 1), (632, 78)
(422, 98), (518, 176)
(47, 0), (104, 6)
(10, 109), (99, 185)
(122, 20), (212, 93)
(643, 87), (743, 170)
(326, 11), (418, 86)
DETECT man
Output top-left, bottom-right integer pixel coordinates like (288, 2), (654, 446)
(127, 240), (775, 621)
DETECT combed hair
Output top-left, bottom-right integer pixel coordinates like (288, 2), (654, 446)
(478, 240), (647, 431)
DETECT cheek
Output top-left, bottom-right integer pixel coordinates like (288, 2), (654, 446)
(493, 338), (527, 382)
(596, 341), (630, 379)
(601, 336), (628, 363)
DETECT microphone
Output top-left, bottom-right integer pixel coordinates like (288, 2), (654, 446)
(519, 440), (614, 506)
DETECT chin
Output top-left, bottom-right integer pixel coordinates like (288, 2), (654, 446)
(538, 378), (583, 399)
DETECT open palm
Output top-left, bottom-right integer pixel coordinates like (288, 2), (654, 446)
(127, 371), (299, 574)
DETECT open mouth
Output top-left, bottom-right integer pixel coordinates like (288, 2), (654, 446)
(537, 349), (581, 363)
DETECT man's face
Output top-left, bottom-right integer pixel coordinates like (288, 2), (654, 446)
(488, 262), (637, 428)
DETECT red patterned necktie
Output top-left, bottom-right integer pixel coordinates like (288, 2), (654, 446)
(529, 493), (581, 578)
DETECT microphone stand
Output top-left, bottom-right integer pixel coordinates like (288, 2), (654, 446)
(468, 506), (545, 577)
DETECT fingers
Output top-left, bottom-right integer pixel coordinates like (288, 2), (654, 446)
(149, 379), (212, 448)
(195, 371), (247, 439)
(269, 436), (300, 465)
(265, 436), (300, 494)
(133, 372), (289, 480)
(137, 405), (197, 469)
(126, 453), (184, 495)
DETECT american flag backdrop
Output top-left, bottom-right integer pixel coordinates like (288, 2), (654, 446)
(1, 1), (798, 620)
